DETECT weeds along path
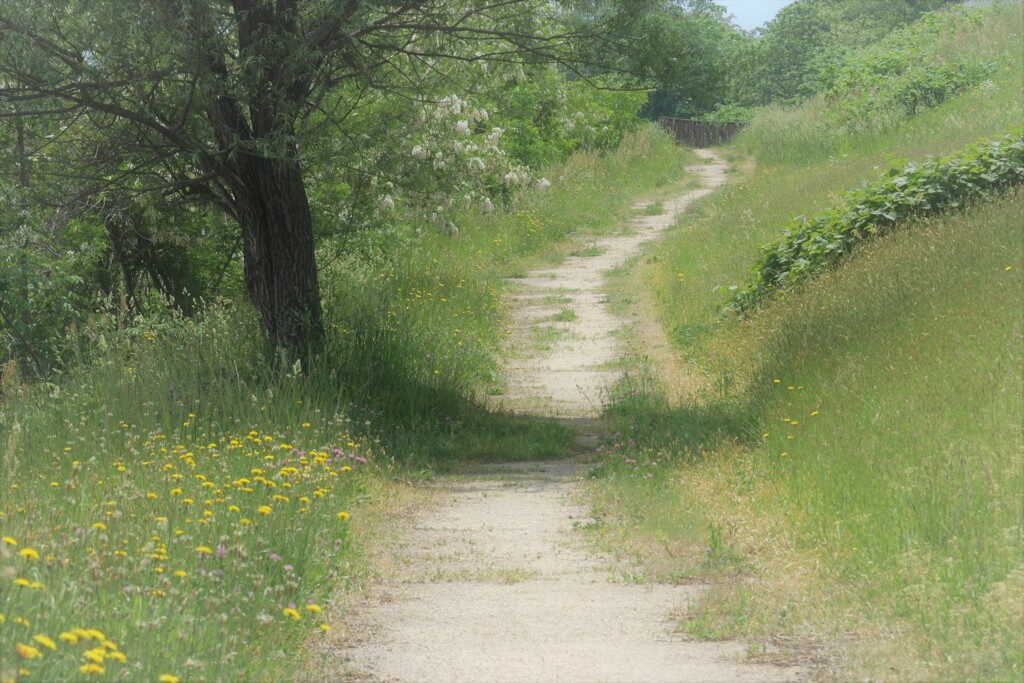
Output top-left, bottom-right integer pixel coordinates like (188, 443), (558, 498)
(321, 150), (802, 682)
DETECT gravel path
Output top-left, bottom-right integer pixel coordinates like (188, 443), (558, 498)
(319, 149), (805, 683)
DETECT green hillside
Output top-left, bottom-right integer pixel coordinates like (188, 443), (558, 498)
(593, 3), (1024, 680)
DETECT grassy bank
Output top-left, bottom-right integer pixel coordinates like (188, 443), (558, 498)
(592, 4), (1024, 680)
(0, 125), (695, 683)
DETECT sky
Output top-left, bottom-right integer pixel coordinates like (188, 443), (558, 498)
(716, 0), (795, 31)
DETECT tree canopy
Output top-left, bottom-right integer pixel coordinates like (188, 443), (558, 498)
(1, 0), (647, 362)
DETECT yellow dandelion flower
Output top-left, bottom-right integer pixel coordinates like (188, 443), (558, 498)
(18, 547), (39, 561)
(108, 651), (127, 663)
(228, 505), (240, 513)
(15, 643), (42, 659)
(305, 604), (322, 614)
(319, 623), (332, 632)
(282, 608), (301, 621)
(196, 546), (213, 555)
(59, 631), (79, 644)
(83, 647), (107, 663)
(2, 536), (16, 546)
(32, 634), (57, 650)
(173, 570), (187, 578)
(80, 662), (105, 675)
(337, 511), (350, 521)
(159, 675), (181, 683)
(92, 523), (107, 531)
(257, 506), (272, 515)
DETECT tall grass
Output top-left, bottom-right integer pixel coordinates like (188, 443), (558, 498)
(601, 193), (1024, 682)
(0, 124), (693, 682)
(0, 307), (373, 682)
(593, 4), (1024, 679)
(736, 4), (1023, 167)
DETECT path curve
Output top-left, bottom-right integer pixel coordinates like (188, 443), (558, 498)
(321, 149), (804, 683)
(493, 148), (728, 418)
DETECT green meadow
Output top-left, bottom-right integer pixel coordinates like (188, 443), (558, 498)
(592, 4), (1023, 680)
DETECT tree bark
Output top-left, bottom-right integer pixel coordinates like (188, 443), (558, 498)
(233, 153), (325, 360)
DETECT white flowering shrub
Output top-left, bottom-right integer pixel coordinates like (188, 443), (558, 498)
(489, 68), (646, 169)
(376, 94), (550, 235)
(306, 66), (640, 242)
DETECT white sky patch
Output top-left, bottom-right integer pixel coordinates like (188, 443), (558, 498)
(717, 0), (795, 31)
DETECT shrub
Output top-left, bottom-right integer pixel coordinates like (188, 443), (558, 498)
(728, 131), (1024, 313)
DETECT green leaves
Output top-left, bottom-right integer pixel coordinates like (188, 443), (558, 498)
(728, 131), (1024, 314)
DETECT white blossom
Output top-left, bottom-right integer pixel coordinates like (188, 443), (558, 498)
(454, 120), (470, 136)
(536, 178), (551, 192)
(482, 197), (494, 214)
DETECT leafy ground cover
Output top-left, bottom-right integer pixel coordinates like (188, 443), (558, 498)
(729, 131), (1024, 313)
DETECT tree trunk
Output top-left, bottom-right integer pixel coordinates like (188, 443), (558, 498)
(234, 153), (324, 360)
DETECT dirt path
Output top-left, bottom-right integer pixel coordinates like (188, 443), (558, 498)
(321, 150), (804, 682)
(493, 148), (728, 419)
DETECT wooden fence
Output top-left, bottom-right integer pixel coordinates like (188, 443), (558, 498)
(658, 117), (747, 147)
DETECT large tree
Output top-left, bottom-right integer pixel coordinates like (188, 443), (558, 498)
(1, 0), (624, 359)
